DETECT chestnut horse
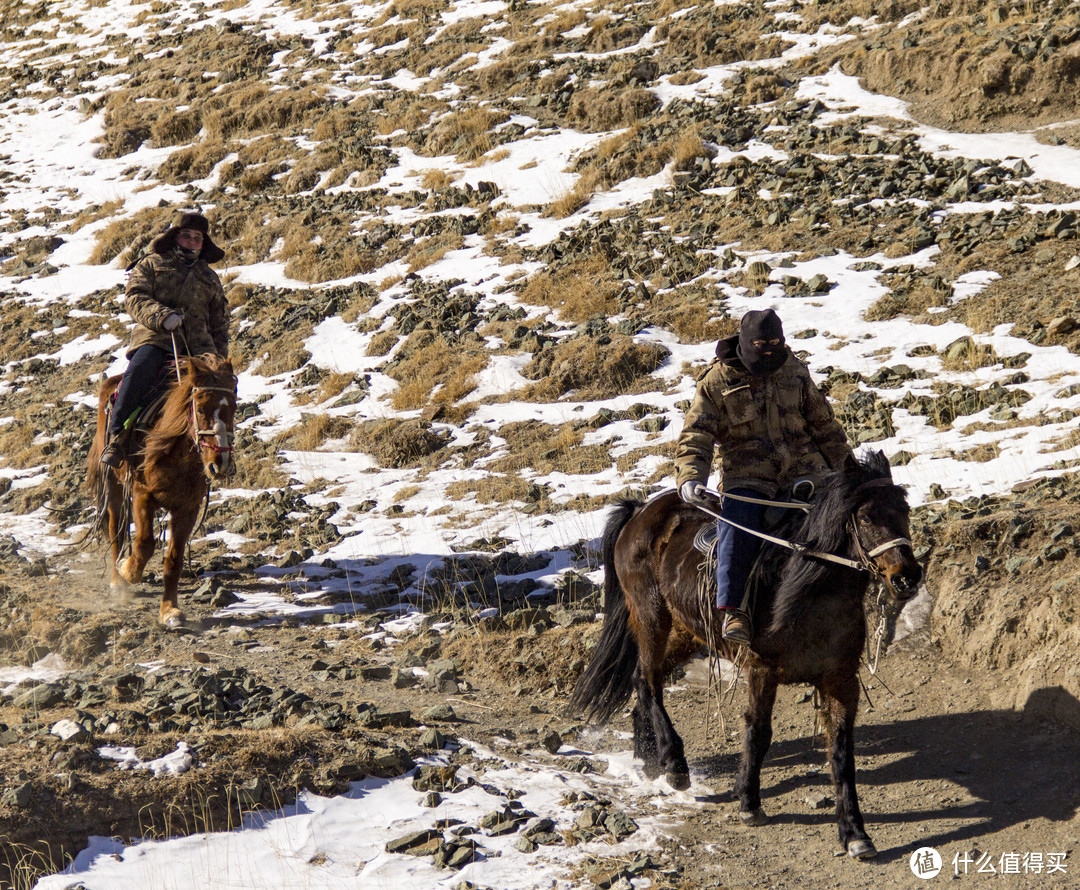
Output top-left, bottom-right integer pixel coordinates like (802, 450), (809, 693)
(569, 451), (923, 859)
(87, 354), (237, 627)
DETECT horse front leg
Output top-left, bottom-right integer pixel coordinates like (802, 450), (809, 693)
(105, 474), (131, 601)
(735, 667), (777, 825)
(118, 486), (157, 587)
(160, 505), (199, 628)
(821, 673), (875, 859)
(634, 663), (689, 790)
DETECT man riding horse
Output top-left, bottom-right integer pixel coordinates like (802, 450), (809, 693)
(675, 308), (854, 645)
(100, 211), (229, 468)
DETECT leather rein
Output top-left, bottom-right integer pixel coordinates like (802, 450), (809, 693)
(693, 478), (911, 574)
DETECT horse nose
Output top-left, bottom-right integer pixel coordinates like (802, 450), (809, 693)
(891, 562), (923, 599)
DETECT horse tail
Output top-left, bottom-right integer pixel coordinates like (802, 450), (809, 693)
(81, 377), (122, 549)
(567, 498), (643, 724)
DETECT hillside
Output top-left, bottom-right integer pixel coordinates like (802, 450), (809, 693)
(1, 0), (1080, 885)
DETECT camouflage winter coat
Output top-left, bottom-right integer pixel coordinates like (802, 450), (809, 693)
(673, 350), (852, 496)
(124, 241), (228, 359)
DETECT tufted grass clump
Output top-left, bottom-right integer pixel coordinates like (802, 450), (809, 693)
(384, 332), (489, 411)
(520, 335), (671, 401)
(518, 254), (620, 323)
(349, 418), (451, 469)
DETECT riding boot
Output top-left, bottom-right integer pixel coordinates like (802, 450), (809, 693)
(721, 609), (753, 645)
(100, 437), (125, 468)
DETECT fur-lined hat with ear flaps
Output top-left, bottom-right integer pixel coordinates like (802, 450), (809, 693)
(149, 211), (225, 263)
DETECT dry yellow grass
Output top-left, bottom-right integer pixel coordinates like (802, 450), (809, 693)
(406, 232), (465, 273)
(66, 198), (124, 234)
(365, 329), (400, 357)
(386, 334), (488, 410)
(275, 224), (381, 284)
(88, 205), (174, 266)
(316, 372), (357, 403)
(0, 420), (41, 469)
(940, 339), (999, 372)
(349, 418), (451, 468)
(519, 335), (671, 401)
(425, 107), (509, 161)
(274, 414), (353, 452)
(421, 168), (455, 190)
(485, 420), (614, 477)
(518, 253), (620, 323)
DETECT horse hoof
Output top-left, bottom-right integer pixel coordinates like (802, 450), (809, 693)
(119, 557), (143, 585)
(642, 761), (663, 780)
(738, 808), (767, 826)
(666, 771), (691, 791)
(847, 839), (877, 860)
(160, 611), (185, 629)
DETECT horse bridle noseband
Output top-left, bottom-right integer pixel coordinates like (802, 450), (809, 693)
(190, 385), (236, 457)
(170, 332), (236, 459)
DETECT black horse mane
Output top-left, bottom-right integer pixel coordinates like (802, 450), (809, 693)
(768, 450), (905, 633)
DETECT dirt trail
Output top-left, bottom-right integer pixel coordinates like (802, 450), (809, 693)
(2, 548), (1077, 888)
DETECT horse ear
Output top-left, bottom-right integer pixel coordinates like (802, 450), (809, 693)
(868, 449), (892, 478)
(843, 453), (860, 473)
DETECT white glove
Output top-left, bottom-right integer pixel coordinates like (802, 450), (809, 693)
(162, 312), (184, 331)
(679, 480), (710, 506)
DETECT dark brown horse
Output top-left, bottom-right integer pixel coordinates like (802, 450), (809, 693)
(569, 451), (923, 859)
(87, 354), (237, 627)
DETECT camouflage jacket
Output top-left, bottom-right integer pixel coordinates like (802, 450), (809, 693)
(673, 352), (852, 495)
(124, 249), (228, 358)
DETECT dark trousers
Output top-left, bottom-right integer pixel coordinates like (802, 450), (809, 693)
(716, 487), (766, 611)
(108, 345), (171, 438)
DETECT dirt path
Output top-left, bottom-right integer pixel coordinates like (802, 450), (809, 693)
(635, 640), (1080, 888)
(1, 554), (1078, 888)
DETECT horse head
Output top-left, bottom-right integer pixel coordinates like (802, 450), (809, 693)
(846, 451), (923, 603)
(183, 354), (238, 478)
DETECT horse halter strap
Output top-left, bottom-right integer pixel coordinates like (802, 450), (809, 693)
(849, 517), (912, 570)
(190, 385), (235, 455)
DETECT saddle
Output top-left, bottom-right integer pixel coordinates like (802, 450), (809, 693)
(105, 364), (174, 440)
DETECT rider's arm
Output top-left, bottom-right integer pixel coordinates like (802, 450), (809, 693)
(674, 372), (725, 489)
(125, 256), (175, 333)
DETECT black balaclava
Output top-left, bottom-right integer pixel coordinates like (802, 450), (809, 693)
(736, 308), (787, 376)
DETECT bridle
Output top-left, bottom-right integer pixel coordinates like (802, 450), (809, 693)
(170, 331), (236, 467)
(847, 477), (912, 578)
(695, 477), (912, 575)
(190, 385), (236, 460)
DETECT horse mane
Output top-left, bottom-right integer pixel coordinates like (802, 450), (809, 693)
(143, 354), (234, 461)
(768, 450), (904, 633)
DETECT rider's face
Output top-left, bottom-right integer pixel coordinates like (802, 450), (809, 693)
(177, 229), (204, 249)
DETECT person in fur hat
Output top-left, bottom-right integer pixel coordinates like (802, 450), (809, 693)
(99, 211), (229, 468)
(673, 308), (853, 644)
